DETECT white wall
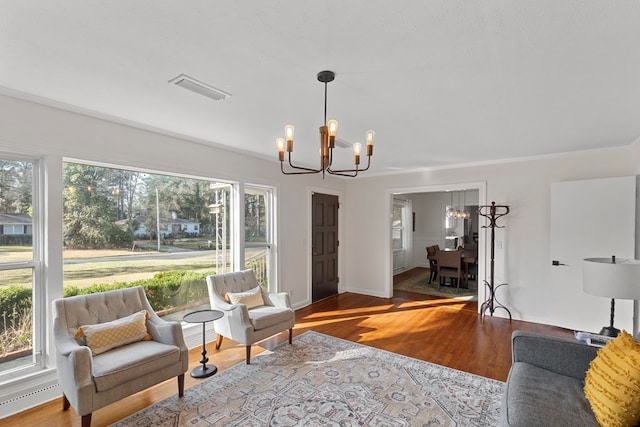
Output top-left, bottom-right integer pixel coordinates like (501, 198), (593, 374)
(342, 149), (638, 332)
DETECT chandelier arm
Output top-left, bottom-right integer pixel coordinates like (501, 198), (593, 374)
(285, 152), (324, 173)
(327, 155), (371, 174)
(327, 144), (334, 169)
(280, 161), (323, 175)
(328, 169), (359, 178)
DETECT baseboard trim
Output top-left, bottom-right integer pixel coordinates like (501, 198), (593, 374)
(0, 370), (59, 419)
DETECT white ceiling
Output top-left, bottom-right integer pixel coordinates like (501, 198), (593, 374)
(2, 1), (640, 174)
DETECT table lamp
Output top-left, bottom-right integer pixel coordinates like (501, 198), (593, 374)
(583, 256), (640, 337)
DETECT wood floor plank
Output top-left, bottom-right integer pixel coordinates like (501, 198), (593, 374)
(3, 275), (573, 426)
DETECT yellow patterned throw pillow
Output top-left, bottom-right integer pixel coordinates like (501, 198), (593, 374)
(226, 286), (264, 309)
(75, 310), (152, 355)
(584, 330), (640, 427)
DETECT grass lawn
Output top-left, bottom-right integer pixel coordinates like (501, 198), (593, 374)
(63, 255), (216, 288)
(0, 247), (220, 289)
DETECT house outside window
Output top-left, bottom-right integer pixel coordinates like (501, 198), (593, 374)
(62, 161), (235, 322)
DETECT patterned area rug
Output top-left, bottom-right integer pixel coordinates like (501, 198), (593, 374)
(114, 331), (503, 426)
(394, 270), (478, 301)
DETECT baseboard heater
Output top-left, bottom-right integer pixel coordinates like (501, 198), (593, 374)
(0, 379), (60, 419)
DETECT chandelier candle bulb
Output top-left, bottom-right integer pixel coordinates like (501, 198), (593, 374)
(328, 120), (338, 147)
(366, 130), (374, 156)
(354, 143), (361, 165)
(276, 138), (285, 161)
(285, 125), (294, 152)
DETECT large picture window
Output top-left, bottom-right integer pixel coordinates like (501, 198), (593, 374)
(0, 158), (41, 379)
(0, 159), (277, 382)
(62, 162), (235, 321)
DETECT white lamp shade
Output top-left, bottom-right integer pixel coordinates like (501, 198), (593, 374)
(583, 258), (640, 299)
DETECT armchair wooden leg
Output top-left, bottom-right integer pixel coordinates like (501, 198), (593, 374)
(82, 413), (92, 427)
(177, 374), (185, 398)
(289, 328), (293, 344)
(62, 394), (70, 411)
(215, 334), (224, 350)
(246, 345), (251, 364)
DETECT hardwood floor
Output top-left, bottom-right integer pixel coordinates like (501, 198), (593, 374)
(4, 276), (573, 426)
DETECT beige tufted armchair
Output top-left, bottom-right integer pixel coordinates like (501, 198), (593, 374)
(206, 269), (295, 363)
(52, 286), (188, 427)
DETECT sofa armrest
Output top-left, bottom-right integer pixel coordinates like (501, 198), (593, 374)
(511, 330), (599, 380)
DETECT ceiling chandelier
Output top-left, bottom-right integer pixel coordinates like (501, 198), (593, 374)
(276, 70), (374, 178)
(446, 190), (469, 220)
(446, 192), (456, 219)
(456, 190), (469, 219)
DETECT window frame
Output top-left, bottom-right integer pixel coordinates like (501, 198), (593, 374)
(243, 183), (276, 291)
(0, 153), (44, 382)
(392, 200), (407, 251)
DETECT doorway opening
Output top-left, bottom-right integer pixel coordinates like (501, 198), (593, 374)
(387, 183), (486, 308)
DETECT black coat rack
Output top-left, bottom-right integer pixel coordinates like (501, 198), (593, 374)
(478, 202), (512, 321)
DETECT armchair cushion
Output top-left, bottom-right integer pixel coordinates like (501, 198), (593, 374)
(226, 286), (264, 309)
(584, 331), (640, 427)
(75, 309), (151, 355)
(92, 340), (181, 392)
(249, 306), (295, 330)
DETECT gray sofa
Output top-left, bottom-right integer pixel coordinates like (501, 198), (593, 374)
(499, 330), (600, 427)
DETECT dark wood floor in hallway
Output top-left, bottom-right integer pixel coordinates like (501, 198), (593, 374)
(5, 283), (572, 426)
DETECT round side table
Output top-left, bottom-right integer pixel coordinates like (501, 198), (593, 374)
(183, 309), (223, 378)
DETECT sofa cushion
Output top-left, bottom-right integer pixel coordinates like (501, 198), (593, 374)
(226, 286), (264, 309)
(92, 340), (181, 391)
(502, 362), (599, 427)
(584, 330), (640, 427)
(75, 310), (151, 355)
(248, 306), (294, 331)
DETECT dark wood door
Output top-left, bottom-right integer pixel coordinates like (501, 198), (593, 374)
(312, 192), (339, 302)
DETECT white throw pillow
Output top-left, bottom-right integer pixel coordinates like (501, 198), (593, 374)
(226, 286), (264, 309)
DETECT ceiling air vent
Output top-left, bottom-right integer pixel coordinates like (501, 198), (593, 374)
(335, 138), (353, 149)
(169, 74), (231, 101)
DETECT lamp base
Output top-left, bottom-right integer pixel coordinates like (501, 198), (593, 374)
(598, 326), (620, 337)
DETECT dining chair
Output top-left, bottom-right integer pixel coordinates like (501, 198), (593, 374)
(426, 245), (439, 283)
(463, 243), (478, 280)
(436, 247), (464, 292)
